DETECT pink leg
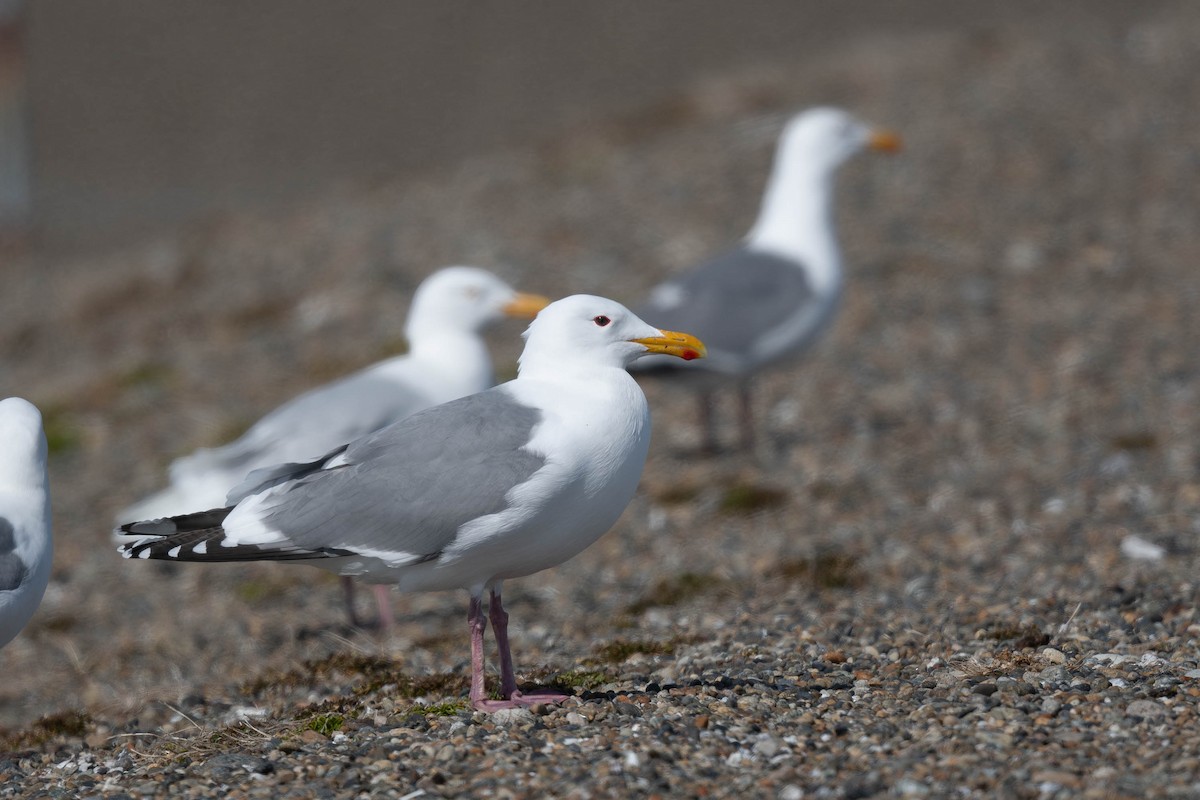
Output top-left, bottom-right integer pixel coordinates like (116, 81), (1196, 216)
(488, 587), (520, 698)
(469, 588), (571, 712)
(341, 576), (368, 628)
(468, 594), (490, 708)
(372, 584), (395, 634)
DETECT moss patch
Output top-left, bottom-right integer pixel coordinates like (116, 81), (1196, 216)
(624, 572), (722, 616)
(770, 552), (864, 590)
(0, 710), (92, 752)
(587, 638), (682, 665)
(719, 482), (788, 514)
(983, 623), (1050, 649)
(548, 670), (610, 691)
(209, 416), (255, 448)
(304, 713), (344, 736)
(375, 337), (410, 360)
(649, 482), (702, 506)
(417, 701), (468, 717)
(1110, 431), (1157, 451)
(242, 652), (401, 696)
(233, 575), (301, 606)
(118, 361), (176, 391)
(39, 405), (83, 456)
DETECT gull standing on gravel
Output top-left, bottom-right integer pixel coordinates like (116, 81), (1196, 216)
(117, 295), (705, 711)
(118, 266), (549, 628)
(633, 107), (900, 452)
(0, 398), (53, 650)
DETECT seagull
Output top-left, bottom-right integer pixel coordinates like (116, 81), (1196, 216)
(633, 107), (900, 452)
(117, 295), (705, 711)
(0, 398), (53, 650)
(118, 266), (549, 629)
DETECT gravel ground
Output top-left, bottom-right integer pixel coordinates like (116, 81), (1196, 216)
(3, 4), (1200, 797)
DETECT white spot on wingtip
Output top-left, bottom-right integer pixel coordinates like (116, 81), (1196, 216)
(137, 550), (151, 559)
(167, 546), (182, 558)
(193, 541), (208, 555)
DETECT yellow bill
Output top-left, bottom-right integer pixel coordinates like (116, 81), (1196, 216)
(868, 129), (902, 153)
(503, 292), (552, 318)
(632, 330), (707, 361)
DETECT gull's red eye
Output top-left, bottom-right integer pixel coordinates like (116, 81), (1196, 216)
(593, 315), (611, 327)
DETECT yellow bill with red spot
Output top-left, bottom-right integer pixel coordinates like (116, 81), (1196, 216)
(503, 292), (552, 318)
(632, 330), (707, 361)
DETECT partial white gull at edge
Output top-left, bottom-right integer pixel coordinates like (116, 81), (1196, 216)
(0, 397), (53, 650)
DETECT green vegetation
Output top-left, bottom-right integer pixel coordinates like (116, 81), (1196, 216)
(624, 572), (720, 616)
(719, 482), (789, 513)
(417, 701), (467, 717)
(118, 361), (175, 390)
(233, 577), (295, 605)
(651, 482), (701, 505)
(304, 713), (344, 736)
(1110, 431), (1157, 451)
(550, 670), (610, 691)
(983, 623), (1050, 649)
(771, 552), (863, 589)
(588, 638), (680, 665)
(0, 710), (92, 751)
(242, 652), (401, 696)
(39, 405), (83, 455)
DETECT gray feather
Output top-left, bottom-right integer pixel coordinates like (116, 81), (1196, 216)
(0, 517), (26, 591)
(185, 371), (427, 476)
(118, 389), (546, 565)
(635, 246), (824, 360)
(258, 388), (545, 559)
(226, 444), (350, 506)
(0, 517), (14, 553)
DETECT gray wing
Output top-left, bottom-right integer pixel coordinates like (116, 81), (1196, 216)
(635, 246), (820, 361)
(255, 387), (545, 560)
(180, 367), (430, 478)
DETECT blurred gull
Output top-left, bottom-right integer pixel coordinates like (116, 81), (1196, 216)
(633, 107), (900, 451)
(0, 398), (53, 649)
(118, 266), (549, 628)
(118, 295), (705, 711)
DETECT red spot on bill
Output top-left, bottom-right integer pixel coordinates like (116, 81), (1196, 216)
(681, 350), (701, 361)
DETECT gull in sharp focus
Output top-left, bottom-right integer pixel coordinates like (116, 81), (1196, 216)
(118, 266), (548, 628)
(633, 107), (900, 452)
(117, 295), (705, 711)
(0, 398), (53, 650)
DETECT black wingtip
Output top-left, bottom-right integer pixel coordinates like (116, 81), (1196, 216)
(116, 507), (234, 538)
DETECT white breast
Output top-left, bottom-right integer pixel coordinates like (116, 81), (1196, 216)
(398, 371), (651, 594)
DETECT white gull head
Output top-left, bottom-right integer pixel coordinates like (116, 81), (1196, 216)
(518, 295), (706, 375)
(0, 398), (48, 491)
(747, 106), (900, 291)
(404, 266), (548, 344)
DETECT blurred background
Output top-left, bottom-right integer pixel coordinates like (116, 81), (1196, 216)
(1, 0), (1167, 249)
(1, 2), (1197, 773)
